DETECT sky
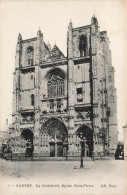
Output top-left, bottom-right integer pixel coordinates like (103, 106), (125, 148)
(0, 0), (127, 140)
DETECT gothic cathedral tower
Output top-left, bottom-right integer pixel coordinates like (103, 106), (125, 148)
(11, 16), (118, 159)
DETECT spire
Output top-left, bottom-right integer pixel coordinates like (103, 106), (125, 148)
(18, 33), (22, 43)
(91, 15), (98, 33)
(91, 15), (98, 25)
(67, 19), (73, 59)
(37, 26), (42, 38)
(37, 26), (44, 63)
(47, 41), (51, 51)
(68, 19), (73, 29)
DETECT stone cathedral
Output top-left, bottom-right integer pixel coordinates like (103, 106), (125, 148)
(11, 16), (118, 159)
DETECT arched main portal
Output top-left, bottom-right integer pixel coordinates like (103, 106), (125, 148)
(21, 129), (34, 157)
(41, 118), (68, 157)
(76, 125), (93, 157)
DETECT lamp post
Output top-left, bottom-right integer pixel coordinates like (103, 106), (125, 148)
(65, 142), (68, 161)
(63, 141), (68, 161)
(106, 107), (110, 155)
(92, 135), (95, 161)
(80, 132), (84, 168)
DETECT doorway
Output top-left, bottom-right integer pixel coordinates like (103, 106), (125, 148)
(76, 125), (93, 157)
(41, 118), (68, 157)
(21, 129), (34, 157)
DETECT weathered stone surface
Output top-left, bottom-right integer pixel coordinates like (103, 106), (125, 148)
(10, 16), (118, 158)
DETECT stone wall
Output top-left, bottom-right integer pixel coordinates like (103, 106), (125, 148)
(12, 18), (118, 157)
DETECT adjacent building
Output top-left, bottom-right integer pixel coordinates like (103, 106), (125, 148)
(123, 124), (127, 160)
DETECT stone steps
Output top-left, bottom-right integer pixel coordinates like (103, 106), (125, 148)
(9, 156), (93, 161)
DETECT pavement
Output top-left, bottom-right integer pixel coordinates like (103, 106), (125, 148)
(0, 158), (126, 195)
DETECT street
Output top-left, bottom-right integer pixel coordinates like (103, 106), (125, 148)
(0, 158), (126, 195)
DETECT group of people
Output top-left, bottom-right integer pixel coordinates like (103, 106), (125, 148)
(0, 139), (34, 159)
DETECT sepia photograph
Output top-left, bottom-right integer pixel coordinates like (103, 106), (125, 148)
(0, 0), (127, 195)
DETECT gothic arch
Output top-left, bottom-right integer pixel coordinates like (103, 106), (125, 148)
(41, 117), (68, 142)
(78, 35), (87, 57)
(45, 67), (67, 80)
(45, 68), (67, 99)
(76, 124), (93, 140)
(26, 46), (34, 65)
(76, 124), (93, 157)
(21, 129), (34, 157)
(21, 129), (34, 143)
(41, 117), (68, 157)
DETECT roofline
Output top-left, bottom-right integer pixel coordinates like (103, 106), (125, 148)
(40, 59), (67, 68)
(22, 37), (37, 43)
(51, 44), (65, 57)
(73, 25), (91, 30)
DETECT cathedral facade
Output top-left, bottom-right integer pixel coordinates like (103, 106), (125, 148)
(10, 16), (118, 158)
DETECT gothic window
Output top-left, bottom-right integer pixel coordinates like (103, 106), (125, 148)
(40, 131), (49, 148)
(79, 35), (87, 57)
(57, 99), (61, 109)
(77, 87), (83, 102)
(48, 74), (65, 98)
(49, 100), (54, 110)
(31, 94), (34, 106)
(26, 46), (34, 66)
